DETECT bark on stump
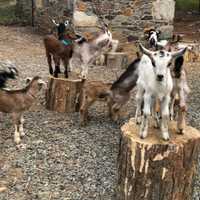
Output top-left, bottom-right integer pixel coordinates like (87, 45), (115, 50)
(106, 52), (128, 69)
(118, 118), (200, 200)
(46, 76), (83, 113)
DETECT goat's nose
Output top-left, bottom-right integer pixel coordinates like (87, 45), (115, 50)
(157, 74), (164, 81)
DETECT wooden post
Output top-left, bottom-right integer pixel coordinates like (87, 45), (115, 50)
(106, 52), (128, 69)
(118, 118), (200, 200)
(46, 76), (83, 113)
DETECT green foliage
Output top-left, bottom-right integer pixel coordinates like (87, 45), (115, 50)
(176, 0), (199, 11)
(0, 5), (18, 24)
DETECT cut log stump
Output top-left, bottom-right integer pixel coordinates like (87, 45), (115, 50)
(118, 118), (200, 200)
(46, 75), (83, 113)
(106, 52), (128, 69)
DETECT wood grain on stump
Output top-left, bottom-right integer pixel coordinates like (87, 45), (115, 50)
(118, 118), (200, 200)
(46, 76), (83, 113)
(106, 52), (128, 69)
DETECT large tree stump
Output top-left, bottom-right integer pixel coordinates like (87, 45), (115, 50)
(106, 52), (128, 69)
(46, 76), (83, 113)
(118, 118), (200, 200)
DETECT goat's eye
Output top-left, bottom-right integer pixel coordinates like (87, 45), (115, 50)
(152, 61), (156, 67)
(167, 62), (172, 67)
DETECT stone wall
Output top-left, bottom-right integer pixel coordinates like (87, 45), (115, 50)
(74, 0), (175, 59)
(16, 0), (32, 23)
(15, 0), (175, 59)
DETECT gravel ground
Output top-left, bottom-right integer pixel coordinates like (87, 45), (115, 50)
(0, 25), (199, 200)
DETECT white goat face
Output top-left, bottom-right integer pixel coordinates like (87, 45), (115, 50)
(150, 51), (172, 82)
(139, 43), (187, 82)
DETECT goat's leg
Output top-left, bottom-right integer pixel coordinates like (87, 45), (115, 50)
(160, 96), (171, 141)
(152, 98), (160, 128)
(135, 87), (144, 124)
(177, 107), (186, 134)
(46, 51), (53, 75)
(80, 63), (88, 79)
(63, 57), (69, 78)
(53, 56), (61, 78)
(139, 94), (151, 139)
(169, 96), (176, 121)
(11, 113), (21, 144)
(19, 115), (25, 137)
(80, 97), (94, 126)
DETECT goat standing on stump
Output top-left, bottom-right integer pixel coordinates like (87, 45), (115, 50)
(135, 44), (187, 141)
(170, 56), (190, 134)
(0, 76), (46, 144)
(44, 20), (76, 78)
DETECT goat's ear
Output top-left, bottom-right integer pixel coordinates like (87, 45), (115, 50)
(156, 30), (161, 35)
(172, 47), (187, 58)
(64, 20), (69, 27)
(52, 19), (59, 27)
(25, 77), (32, 84)
(38, 79), (47, 89)
(138, 43), (153, 57)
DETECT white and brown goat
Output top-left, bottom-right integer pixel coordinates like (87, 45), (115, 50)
(0, 76), (46, 144)
(69, 24), (115, 79)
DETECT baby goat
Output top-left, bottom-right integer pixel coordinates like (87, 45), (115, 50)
(79, 80), (112, 125)
(0, 76), (46, 144)
(79, 57), (141, 125)
(135, 44), (186, 141)
(170, 56), (190, 134)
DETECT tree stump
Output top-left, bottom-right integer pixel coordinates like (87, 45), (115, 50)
(46, 76), (83, 113)
(106, 52), (128, 69)
(118, 118), (200, 200)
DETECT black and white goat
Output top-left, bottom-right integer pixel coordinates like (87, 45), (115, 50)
(135, 44), (187, 141)
(0, 61), (18, 88)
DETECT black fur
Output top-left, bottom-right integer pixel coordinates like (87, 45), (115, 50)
(111, 58), (141, 92)
(57, 23), (66, 40)
(0, 67), (18, 88)
(174, 56), (184, 78)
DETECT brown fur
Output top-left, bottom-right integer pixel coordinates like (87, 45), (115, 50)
(43, 33), (75, 78)
(79, 81), (112, 125)
(0, 76), (46, 144)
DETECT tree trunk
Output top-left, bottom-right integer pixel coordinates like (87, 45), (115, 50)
(118, 118), (200, 200)
(106, 52), (128, 69)
(46, 76), (83, 113)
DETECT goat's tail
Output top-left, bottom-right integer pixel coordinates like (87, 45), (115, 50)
(0, 62), (18, 88)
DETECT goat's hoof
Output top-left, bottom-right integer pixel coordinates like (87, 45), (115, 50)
(162, 133), (170, 141)
(20, 132), (25, 137)
(140, 135), (145, 139)
(14, 137), (21, 144)
(178, 129), (185, 135)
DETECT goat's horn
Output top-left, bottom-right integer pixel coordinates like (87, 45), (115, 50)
(64, 20), (69, 26)
(138, 43), (153, 57)
(52, 19), (59, 26)
(171, 47), (187, 58)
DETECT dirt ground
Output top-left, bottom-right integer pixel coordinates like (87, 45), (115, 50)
(0, 24), (199, 200)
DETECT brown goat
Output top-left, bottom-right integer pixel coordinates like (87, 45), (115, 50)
(79, 80), (112, 125)
(0, 76), (46, 144)
(79, 58), (141, 125)
(43, 21), (77, 78)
